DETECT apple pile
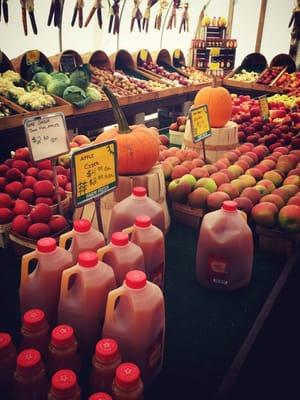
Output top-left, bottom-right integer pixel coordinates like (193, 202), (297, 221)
(169, 116), (187, 133)
(179, 66), (212, 84)
(256, 66), (284, 85)
(273, 71), (300, 97)
(141, 62), (190, 86)
(230, 69), (260, 83)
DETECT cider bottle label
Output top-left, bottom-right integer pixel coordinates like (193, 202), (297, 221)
(207, 255), (230, 286)
(147, 330), (163, 371)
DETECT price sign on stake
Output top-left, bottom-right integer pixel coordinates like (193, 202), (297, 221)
(259, 95), (269, 120)
(60, 54), (77, 74)
(189, 105), (212, 163)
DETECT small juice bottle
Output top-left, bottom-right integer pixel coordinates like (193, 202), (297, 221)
(48, 369), (81, 400)
(89, 393), (112, 400)
(111, 363), (144, 400)
(20, 237), (74, 327)
(103, 271), (165, 385)
(47, 325), (80, 377)
(58, 251), (116, 356)
(125, 216), (165, 289)
(89, 338), (122, 395)
(107, 187), (165, 241)
(19, 309), (50, 361)
(60, 219), (105, 264)
(98, 232), (145, 287)
(0, 332), (17, 394)
(196, 200), (253, 290)
(13, 349), (48, 400)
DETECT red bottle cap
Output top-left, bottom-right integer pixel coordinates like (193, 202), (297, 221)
(51, 325), (75, 348)
(125, 270), (146, 289)
(89, 393), (112, 400)
(132, 187), (147, 197)
(0, 333), (11, 350)
(23, 309), (46, 330)
(96, 338), (119, 362)
(115, 363), (141, 390)
(73, 219), (91, 233)
(51, 369), (77, 396)
(37, 237), (56, 253)
(135, 216), (151, 228)
(222, 200), (237, 212)
(17, 349), (42, 375)
(78, 251), (98, 268)
(111, 232), (129, 246)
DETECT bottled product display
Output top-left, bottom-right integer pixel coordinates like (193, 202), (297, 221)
(0, 333), (17, 393)
(48, 369), (81, 400)
(88, 393), (113, 400)
(111, 363), (144, 400)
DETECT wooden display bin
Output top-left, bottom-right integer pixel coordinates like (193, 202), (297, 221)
(48, 49), (83, 73)
(0, 50), (15, 73)
(0, 95), (31, 131)
(172, 49), (186, 68)
(171, 202), (204, 230)
(256, 225), (300, 256)
(11, 50), (53, 80)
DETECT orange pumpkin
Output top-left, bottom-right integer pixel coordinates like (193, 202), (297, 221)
(194, 86), (232, 128)
(95, 86), (159, 175)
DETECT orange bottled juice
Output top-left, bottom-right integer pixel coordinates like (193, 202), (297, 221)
(196, 201), (253, 290)
(47, 325), (80, 377)
(58, 251), (116, 356)
(0, 333), (17, 394)
(103, 271), (165, 385)
(13, 349), (48, 400)
(125, 216), (165, 289)
(60, 219), (105, 264)
(89, 338), (122, 395)
(48, 369), (81, 400)
(107, 187), (165, 241)
(20, 237), (73, 327)
(89, 393), (112, 400)
(19, 309), (50, 361)
(98, 232), (145, 287)
(111, 363), (144, 400)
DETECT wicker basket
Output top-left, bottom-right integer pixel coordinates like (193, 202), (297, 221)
(29, 196), (70, 217)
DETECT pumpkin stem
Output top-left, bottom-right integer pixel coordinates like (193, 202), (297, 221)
(102, 85), (131, 133)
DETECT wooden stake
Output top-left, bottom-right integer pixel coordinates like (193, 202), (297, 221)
(255, 0), (268, 53)
(52, 158), (64, 216)
(226, 0), (235, 38)
(94, 198), (104, 234)
(202, 140), (207, 163)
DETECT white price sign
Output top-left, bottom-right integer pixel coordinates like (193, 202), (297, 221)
(24, 113), (70, 162)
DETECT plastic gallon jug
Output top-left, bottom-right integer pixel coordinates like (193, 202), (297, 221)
(20, 237), (73, 327)
(58, 251), (116, 356)
(102, 271), (165, 385)
(98, 232), (145, 287)
(48, 369), (81, 400)
(111, 363), (144, 400)
(0, 333), (17, 394)
(196, 200), (253, 290)
(60, 219), (105, 264)
(89, 393), (112, 400)
(125, 216), (165, 289)
(107, 187), (165, 241)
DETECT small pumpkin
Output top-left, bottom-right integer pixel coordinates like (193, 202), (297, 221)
(95, 86), (160, 175)
(194, 86), (232, 128)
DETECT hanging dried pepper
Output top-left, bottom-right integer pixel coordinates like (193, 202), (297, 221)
(167, 0), (180, 30)
(71, 0), (84, 28)
(48, 0), (62, 28)
(108, 0), (120, 35)
(85, 0), (103, 29)
(130, 0), (142, 32)
(20, 0), (38, 35)
(0, 0), (9, 23)
(142, 0), (159, 33)
(179, 1), (188, 33)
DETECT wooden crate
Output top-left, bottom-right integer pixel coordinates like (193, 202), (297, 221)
(171, 202), (204, 230)
(0, 95), (31, 130)
(256, 225), (300, 256)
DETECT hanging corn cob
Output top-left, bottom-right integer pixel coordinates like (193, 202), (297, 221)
(167, 0), (180, 30)
(154, 0), (168, 30)
(85, 0), (103, 28)
(179, 1), (188, 33)
(142, 0), (158, 32)
(130, 0), (142, 32)
(71, 0), (84, 28)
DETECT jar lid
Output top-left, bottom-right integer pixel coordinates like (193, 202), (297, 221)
(132, 187), (147, 197)
(115, 363), (141, 390)
(23, 309), (46, 330)
(89, 393), (112, 400)
(111, 232), (128, 246)
(73, 219), (91, 233)
(37, 237), (56, 253)
(17, 349), (41, 375)
(135, 216), (151, 228)
(51, 369), (77, 396)
(222, 200), (237, 212)
(0, 333), (11, 350)
(96, 338), (119, 362)
(125, 270), (146, 289)
(51, 325), (75, 348)
(78, 251), (98, 268)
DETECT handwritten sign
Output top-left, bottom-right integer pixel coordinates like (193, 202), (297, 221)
(24, 113), (70, 162)
(210, 47), (220, 57)
(26, 50), (40, 65)
(259, 95), (269, 120)
(140, 49), (148, 62)
(189, 105), (212, 143)
(71, 141), (118, 207)
(60, 54), (77, 74)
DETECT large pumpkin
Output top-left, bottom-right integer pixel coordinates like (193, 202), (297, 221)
(95, 86), (159, 175)
(194, 86), (232, 128)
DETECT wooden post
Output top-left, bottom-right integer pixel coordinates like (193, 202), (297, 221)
(255, 0), (268, 53)
(226, 0), (235, 38)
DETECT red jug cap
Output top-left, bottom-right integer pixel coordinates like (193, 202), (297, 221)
(135, 216), (151, 228)
(222, 200), (237, 212)
(132, 187), (147, 197)
(23, 309), (45, 329)
(89, 393), (112, 400)
(115, 363), (140, 390)
(111, 232), (129, 246)
(73, 219), (91, 232)
(78, 251), (98, 268)
(0, 333), (11, 350)
(17, 349), (41, 374)
(37, 237), (56, 253)
(51, 369), (77, 396)
(96, 338), (119, 362)
(125, 270), (147, 289)
(51, 325), (75, 347)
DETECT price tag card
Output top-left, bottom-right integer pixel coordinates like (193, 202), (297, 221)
(210, 62), (220, 70)
(26, 50), (40, 65)
(174, 49), (181, 59)
(189, 105), (212, 143)
(60, 54), (77, 74)
(71, 141), (118, 207)
(24, 113), (70, 162)
(259, 95), (269, 120)
(210, 47), (220, 57)
(140, 49), (148, 62)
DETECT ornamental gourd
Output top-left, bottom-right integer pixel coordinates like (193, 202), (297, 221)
(95, 86), (159, 175)
(194, 86), (232, 128)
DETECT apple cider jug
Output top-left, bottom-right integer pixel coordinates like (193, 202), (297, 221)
(196, 200), (253, 290)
